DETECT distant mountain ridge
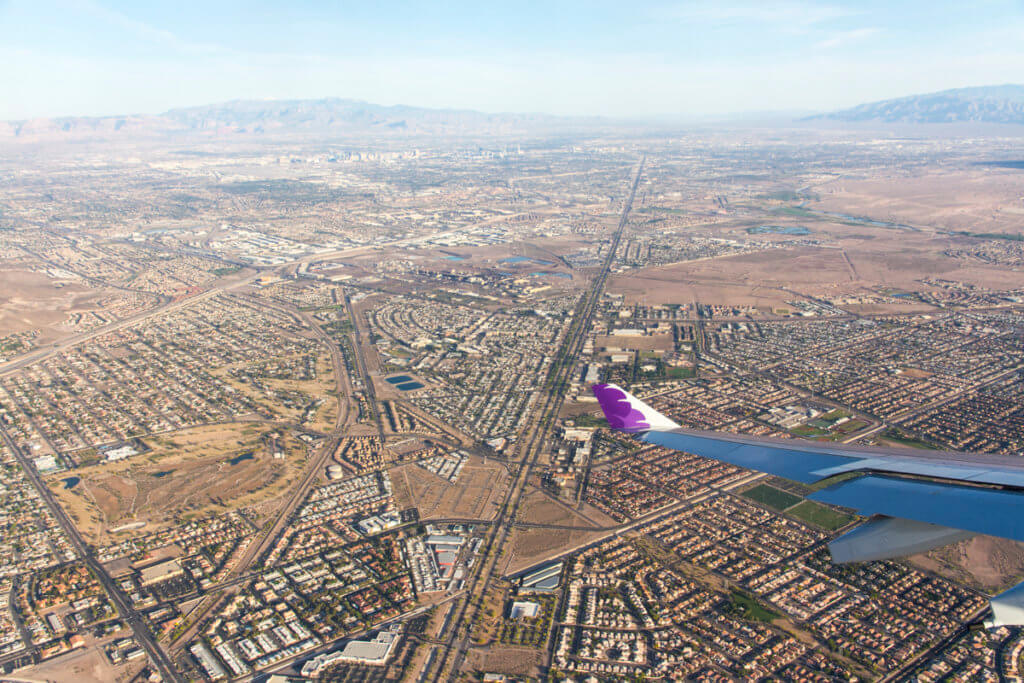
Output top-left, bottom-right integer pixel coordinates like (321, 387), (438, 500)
(160, 98), (589, 135)
(0, 98), (595, 140)
(811, 85), (1024, 124)
(6, 86), (1024, 140)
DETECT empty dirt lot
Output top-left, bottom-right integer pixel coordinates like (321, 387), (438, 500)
(390, 453), (510, 520)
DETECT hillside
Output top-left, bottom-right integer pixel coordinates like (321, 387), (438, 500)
(811, 85), (1024, 124)
(0, 98), (594, 141)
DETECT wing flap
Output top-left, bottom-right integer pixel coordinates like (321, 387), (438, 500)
(810, 475), (1024, 543)
(989, 581), (1024, 628)
(828, 516), (974, 563)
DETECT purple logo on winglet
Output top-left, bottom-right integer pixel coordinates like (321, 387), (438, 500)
(592, 383), (651, 432)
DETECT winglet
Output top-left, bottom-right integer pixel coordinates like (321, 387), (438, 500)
(592, 383), (679, 432)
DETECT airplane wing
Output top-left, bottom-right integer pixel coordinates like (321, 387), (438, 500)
(592, 383), (1024, 626)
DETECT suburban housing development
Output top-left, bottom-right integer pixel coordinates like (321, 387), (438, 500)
(2, 90), (1024, 682)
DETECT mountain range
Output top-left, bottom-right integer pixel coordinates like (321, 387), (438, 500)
(4, 85), (1024, 140)
(0, 98), (593, 140)
(809, 85), (1024, 125)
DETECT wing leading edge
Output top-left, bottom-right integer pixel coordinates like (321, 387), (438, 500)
(592, 383), (1024, 626)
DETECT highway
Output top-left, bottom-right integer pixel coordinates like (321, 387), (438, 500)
(0, 427), (184, 682)
(0, 231), (429, 380)
(503, 471), (765, 581)
(428, 158), (646, 681)
(0, 231), (425, 666)
(167, 297), (357, 653)
(0, 270), (260, 379)
(343, 288), (387, 439)
(0, 173), (655, 680)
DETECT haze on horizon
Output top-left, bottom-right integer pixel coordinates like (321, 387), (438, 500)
(2, 0), (1024, 121)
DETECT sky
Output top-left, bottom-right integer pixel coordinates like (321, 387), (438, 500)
(1, 0), (1023, 120)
